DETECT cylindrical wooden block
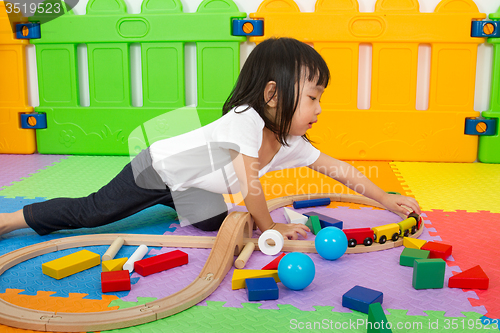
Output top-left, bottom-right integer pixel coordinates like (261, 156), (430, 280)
(123, 244), (148, 273)
(234, 242), (255, 269)
(102, 237), (124, 261)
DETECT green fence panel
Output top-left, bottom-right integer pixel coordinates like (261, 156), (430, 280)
(479, 7), (500, 163)
(30, 0), (245, 155)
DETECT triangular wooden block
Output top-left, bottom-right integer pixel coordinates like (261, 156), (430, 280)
(262, 253), (285, 270)
(367, 302), (392, 333)
(283, 207), (308, 224)
(102, 257), (128, 272)
(403, 237), (427, 249)
(448, 265), (489, 290)
(232, 269), (280, 290)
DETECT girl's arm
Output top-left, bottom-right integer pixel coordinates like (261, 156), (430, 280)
(308, 153), (421, 216)
(230, 150), (310, 240)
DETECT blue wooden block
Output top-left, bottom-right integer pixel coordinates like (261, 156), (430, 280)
(302, 211), (343, 230)
(245, 277), (279, 302)
(293, 198), (331, 209)
(342, 285), (383, 314)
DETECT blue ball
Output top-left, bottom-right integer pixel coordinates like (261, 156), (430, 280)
(315, 227), (348, 260)
(277, 252), (315, 290)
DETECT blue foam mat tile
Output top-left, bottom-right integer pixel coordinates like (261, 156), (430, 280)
(0, 244), (163, 299)
(1, 200), (179, 299)
(481, 316), (500, 330)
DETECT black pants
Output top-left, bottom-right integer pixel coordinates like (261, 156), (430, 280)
(24, 149), (228, 235)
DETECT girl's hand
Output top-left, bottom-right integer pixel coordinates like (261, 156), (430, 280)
(380, 193), (421, 216)
(270, 222), (310, 240)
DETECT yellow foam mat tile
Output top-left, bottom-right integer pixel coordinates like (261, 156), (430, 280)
(391, 162), (500, 213)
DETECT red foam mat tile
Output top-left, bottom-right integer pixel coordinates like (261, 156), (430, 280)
(425, 210), (500, 318)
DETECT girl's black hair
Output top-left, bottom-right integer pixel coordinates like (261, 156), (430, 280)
(222, 37), (330, 146)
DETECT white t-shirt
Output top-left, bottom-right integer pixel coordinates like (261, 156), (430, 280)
(149, 106), (321, 193)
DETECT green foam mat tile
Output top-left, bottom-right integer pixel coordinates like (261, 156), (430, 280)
(100, 301), (496, 333)
(0, 156), (130, 199)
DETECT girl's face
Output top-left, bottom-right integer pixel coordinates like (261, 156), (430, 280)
(289, 79), (324, 137)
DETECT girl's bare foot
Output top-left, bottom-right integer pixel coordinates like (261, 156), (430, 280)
(0, 210), (29, 236)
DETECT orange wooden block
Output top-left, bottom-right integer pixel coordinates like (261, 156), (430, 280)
(421, 241), (452, 260)
(448, 265), (489, 290)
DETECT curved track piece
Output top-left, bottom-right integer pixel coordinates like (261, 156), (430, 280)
(0, 193), (423, 331)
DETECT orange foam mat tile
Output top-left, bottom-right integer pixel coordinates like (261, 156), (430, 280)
(0, 288), (119, 313)
(261, 161), (411, 202)
(424, 210), (500, 318)
(0, 289), (119, 332)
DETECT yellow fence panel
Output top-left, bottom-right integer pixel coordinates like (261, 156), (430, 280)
(0, 2), (35, 154)
(250, 0), (485, 162)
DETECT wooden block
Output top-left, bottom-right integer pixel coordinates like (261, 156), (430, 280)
(232, 269), (280, 290)
(412, 259), (446, 290)
(261, 253), (286, 270)
(403, 237), (427, 249)
(42, 249), (100, 280)
(421, 241), (452, 260)
(101, 270), (131, 293)
(367, 302), (393, 333)
(302, 211), (343, 229)
(283, 207), (308, 225)
(399, 248), (430, 267)
(102, 237), (124, 261)
(102, 257), (128, 272)
(235, 242), (255, 269)
(448, 265), (489, 289)
(292, 198), (330, 209)
(342, 285), (383, 314)
(123, 244), (148, 273)
(245, 277), (279, 301)
(305, 216), (322, 235)
(134, 250), (188, 277)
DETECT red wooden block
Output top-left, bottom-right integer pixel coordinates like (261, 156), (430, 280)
(421, 241), (452, 260)
(449, 265), (489, 290)
(261, 253), (286, 270)
(101, 270), (131, 293)
(134, 250), (188, 277)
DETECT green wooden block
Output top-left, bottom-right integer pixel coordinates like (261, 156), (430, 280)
(412, 259), (446, 290)
(367, 303), (392, 333)
(305, 216), (321, 235)
(399, 248), (430, 267)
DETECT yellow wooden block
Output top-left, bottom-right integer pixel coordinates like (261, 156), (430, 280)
(42, 250), (100, 280)
(231, 269), (280, 290)
(403, 237), (427, 250)
(102, 257), (128, 272)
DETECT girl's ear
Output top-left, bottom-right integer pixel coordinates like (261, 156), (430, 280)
(264, 81), (278, 108)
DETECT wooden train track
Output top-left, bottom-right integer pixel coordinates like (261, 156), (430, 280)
(0, 193), (423, 332)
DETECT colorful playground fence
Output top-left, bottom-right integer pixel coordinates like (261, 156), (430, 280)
(0, 0), (499, 162)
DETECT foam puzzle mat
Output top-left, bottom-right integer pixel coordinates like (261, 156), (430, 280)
(0, 154), (499, 332)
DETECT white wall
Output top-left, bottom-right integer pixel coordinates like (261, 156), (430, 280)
(26, 0), (500, 113)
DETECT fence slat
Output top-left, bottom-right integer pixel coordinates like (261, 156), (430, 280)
(36, 44), (79, 107)
(142, 42), (185, 108)
(88, 43), (131, 107)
